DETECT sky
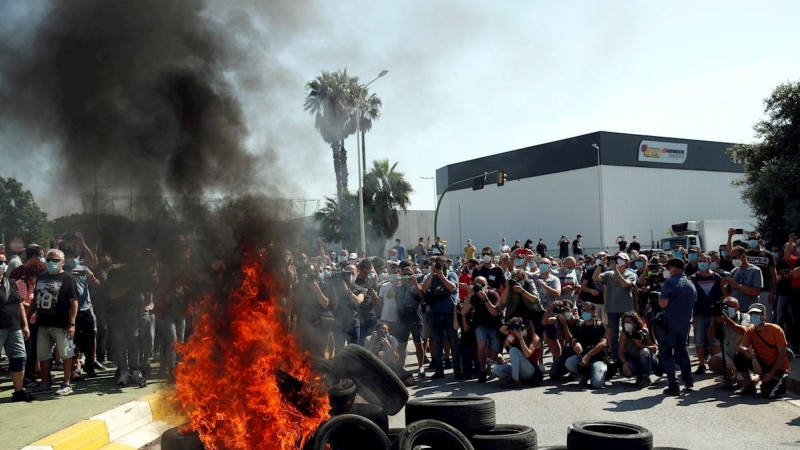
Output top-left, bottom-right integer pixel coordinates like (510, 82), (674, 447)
(2, 0), (800, 217)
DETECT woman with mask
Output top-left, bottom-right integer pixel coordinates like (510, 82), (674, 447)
(493, 317), (543, 388)
(619, 311), (659, 388)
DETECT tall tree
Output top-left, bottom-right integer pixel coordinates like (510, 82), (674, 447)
(355, 89), (383, 174)
(363, 159), (413, 254)
(304, 69), (359, 206)
(0, 176), (52, 247)
(730, 80), (800, 244)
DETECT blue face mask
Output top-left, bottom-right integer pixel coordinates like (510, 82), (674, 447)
(46, 261), (60, 274)
(634, 261), (644, 269)
(688, 253), (698, 262)
(514, 258), (523, 267)
(565, 268), (575, 275)
(580, 311), (593, 321)
(390, 273), (398, 282)
(710, 262), (718, 270)
(538, 264), (549, 273)
(720, 251), (728, 258)
(390, 255), (397, 261)
(748, 239), (759, 249)
(698, 262), (710, 271)
(39, 257), (46, 263)
(771, 252), (780, 260)
(673, 251), (683, 259)
(750, 314), (762, 326)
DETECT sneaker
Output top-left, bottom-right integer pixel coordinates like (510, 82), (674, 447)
(454, 370), (465, 379)
(417, 368), (426, 378)
(636, 376), (652, 388)
(500, 379), (523, 389)
(93, 361), (108, 371)
(486, 371), (497, 381)
(130, 370), (142, 385)
(431, 371), (445, 380)
(734, 384), (757, 395)
(427, 361), (436, 370)
(444, 359), (453, 369)
(12, 390), (35, 402)
(477, 371), (487, 383)
(53, 361), (64, 371)
(117, 372), (129, 385)
(31, 384), (53, 394)
(579, 374), (590, 386)
(24, 379), (40, 389)
(85, 369), (98, 378)
(663, 385), (681, 396)
(694, 365), (706, 375)
(54, 383), (73, 396)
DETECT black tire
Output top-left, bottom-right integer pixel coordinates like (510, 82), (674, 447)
(328, 378), (357, 415)
(311, 355), (335, 376)
(387, 427), (403, 444)
(653, 448), (690, 450)
(391, 419), (475, 450)
(304, 414), (391, 450)
(348, 403), (389, 434)
(538, 447), (567, 450)
(334, 344), (409, 415)
(161, 426), (205, 450)
(470, 424), (537, 450)
(405, 396), (495, 435)
(566, 421), (653, 450)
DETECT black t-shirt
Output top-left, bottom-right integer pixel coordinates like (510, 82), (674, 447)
(629, 241), (641, 252)
(747, 250), (775, 292)
(559, 240), (570, 256)
(469, 291), (500, 329)
(684, 263), (700, 277)
(572, 239), (583, 255)
(536, 243), (547, 257)
(294, 280), (329, 324)
(580, 265), (604, 305)
(478, 266), (506, 290)
(34, 271), (78, 329)
(720, 257), (734, 272)
(618, 240), (628, 251)
(776, 260), (792, 296)
(575, 320), (607, 359)
(355, 276), (377, 320)
(0, 278), (23, 330)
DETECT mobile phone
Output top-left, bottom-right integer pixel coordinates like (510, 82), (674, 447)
(734, 229), (744, 235)
(73, 269), (87, 277)
(62, 234), (77, 241)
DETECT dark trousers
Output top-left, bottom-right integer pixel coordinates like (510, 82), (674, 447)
(733, 353), (788, 399)
(24, 323), (38, 379)
(74, 310), (96, 370)
(427, 312), (460, 373)
(790, 289), (800, 348)
(459, 340), (479, 376)
(550, 344), (576, 380)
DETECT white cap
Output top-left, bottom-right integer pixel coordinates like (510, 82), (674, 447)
(349, 253), (358, 260)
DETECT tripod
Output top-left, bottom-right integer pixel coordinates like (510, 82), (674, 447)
(715, 315), (734, 391)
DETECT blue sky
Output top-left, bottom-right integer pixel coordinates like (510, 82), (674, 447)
(2, 1), (799, 216)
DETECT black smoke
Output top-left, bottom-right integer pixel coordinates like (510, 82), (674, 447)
(0, 0), (266, 203)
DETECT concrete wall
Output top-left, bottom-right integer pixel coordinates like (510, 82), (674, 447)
(385, 210), (435, 256)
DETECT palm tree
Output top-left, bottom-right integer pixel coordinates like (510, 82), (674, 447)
(355, 90), (383, 174)
(304, 69), (359, 206)
(363, 159), (413, 254)
(312, 194), (359, 250)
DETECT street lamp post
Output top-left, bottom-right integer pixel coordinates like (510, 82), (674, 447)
(420, 176), (436, 209)
(355, 70), (388, 254)
(592, 143), (604, 252)
(458, 203), (465, 256)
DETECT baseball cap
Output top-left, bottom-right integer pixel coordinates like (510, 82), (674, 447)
(616, 253), (630, 261)
(665, 258), (685, 270)
(747, 303), (766, 315)
(348, 252), (358, 260)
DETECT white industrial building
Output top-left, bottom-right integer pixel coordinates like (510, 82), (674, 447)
(434, 131), (756, 256)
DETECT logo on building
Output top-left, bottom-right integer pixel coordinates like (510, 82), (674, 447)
(637, 140), (688, 164)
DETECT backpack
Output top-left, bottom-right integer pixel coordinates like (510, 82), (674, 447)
(396, 285), (421, 318)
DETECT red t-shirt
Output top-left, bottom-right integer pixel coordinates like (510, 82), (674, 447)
(458, 272), (472, 301)
(789, 256), (800, 289)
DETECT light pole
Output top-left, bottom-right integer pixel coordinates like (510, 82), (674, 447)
(648, 229), (655, 249)
(355, 70), (388, 254)
(458, 203), (465, 256)
(420, 176), (436, 209)
(592, 143), (604, 252)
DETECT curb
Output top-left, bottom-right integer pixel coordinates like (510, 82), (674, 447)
(21, 392), (184, 450)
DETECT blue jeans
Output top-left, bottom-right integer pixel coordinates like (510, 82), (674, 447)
(157, 313), (186, 370)
(427, 312), (460, 373)
(626, 348), (657, 377)
(776, 295), (793, 333)
(607, 312), (623, 357)
(550, 344), (575, 380)
(659, 327), (692, 389)
(565, 355), (607, 388)
(492, 347), (537, 382)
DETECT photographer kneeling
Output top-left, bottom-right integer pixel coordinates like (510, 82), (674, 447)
(492, 317), (543, 389)
(564, 302), (609, 388)
(618, 311), (658, 388)
(707, 297), (749, 386)
(544, 300), (579, 381)
(365, 322), (415, 387)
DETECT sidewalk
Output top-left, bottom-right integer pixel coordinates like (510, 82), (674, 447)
(787, 355), (800, 395)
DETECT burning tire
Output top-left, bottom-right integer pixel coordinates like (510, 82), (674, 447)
(469, 424), (537, 450)
(334, 344), (409, 415)
(566, 421), (653, 450)
(304, 414), (391, 450)
(161, 426), (205, 450)
(311, 356), (335, 376)
(391, 419), (474, 450)
(327, 378), (357, 415)
(404, 396), (495, 435)
(348, 403), (389, 434)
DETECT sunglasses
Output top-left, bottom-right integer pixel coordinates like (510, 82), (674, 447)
(0, 261), (7, 265)
(46, 258), (62, 263)
(624, 311), (635, 317)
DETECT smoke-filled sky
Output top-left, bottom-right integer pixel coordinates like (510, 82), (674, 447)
(1, 0), (800, 217)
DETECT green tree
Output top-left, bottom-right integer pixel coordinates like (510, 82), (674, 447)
(730, 80), (800, 244)
(0, 176), (52, 248)
(304, 69), (360, 206)
(363, 159), (413, 255)
(355, 89), (383, 175)
(312, 195), (359, 251)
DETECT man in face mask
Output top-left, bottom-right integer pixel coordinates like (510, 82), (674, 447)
(392, 239), (405, 261)
(594, 252), (637, 358)
(291, 264), (331, 357)
(388, 262), (425, 377)
(564, 302), (608, 388)
(734, 303), (790, 398)
(572, 235), (584, 258)
(355, 259), (379, 344)
(60, 243), (101, 379)
(723, 246), (763, 314)
(689, 251), (724, 375)
(718, 244), (734, 272)
(8, 244), (44, 281)
(684, 247), (701, 277)
(415, 238), (427, 268)
(33, 249), (79, 395)
(658, 258), (697, 396)
(728, 229), (777, 321)
(464, 239), (476, 261)
(330, 264), (364, 351)
(557, 257), (580, 303)
(708, 297), (749, 386)
(0, 252), (34, 402)
(478, 247), (505, 290)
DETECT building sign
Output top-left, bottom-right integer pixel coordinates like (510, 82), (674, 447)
(637, 140), (688, 164)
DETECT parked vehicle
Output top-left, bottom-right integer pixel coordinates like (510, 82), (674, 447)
(660, 220), (753, 252)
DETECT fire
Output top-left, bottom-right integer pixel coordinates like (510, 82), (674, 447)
(173, 248), (330, 450)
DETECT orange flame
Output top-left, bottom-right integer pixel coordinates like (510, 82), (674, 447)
(173, 248), (330, 450)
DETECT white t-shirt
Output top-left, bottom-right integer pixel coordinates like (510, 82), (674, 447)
(379, 282), (397, 323)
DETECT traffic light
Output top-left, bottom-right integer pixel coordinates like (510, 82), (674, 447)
(472, 175), (486, 190)
(497, 171), (508, 186)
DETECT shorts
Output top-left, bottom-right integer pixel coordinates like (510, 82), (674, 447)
(395, 316), (423, 345)
(0, 328), (26, 359)
(475, 325), (501, 354)
(37, 326), (76, 361)
(693, 315), (720, 346)
(422, 315), (430, 340)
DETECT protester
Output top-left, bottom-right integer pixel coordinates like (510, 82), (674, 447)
(618, 311), (658, 388)
(657, 258), (696, 396)
(0, 252), (34, 401)
(564, 302), (608, 389)
(493, 317), (544, 388)
(734, 303), (790, 398)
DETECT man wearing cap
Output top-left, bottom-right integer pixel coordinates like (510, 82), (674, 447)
(734, 302), (790, 398)
(684, 247), (701, 277)
(727, 229), (777, 321)
(594, 252), (637, 357)
(658, 258), (697, 396)
(723, 246), (763, 314)
(572, 235), (584, 258)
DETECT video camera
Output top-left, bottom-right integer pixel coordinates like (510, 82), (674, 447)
(553, 304), (566, 314)
(506, 317), (525, 332)
(710, 300), (726, 317)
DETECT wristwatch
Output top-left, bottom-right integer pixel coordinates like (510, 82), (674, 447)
(68, 323), (76, 327)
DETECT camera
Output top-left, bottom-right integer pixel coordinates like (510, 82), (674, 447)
(375, 329), (387, 341)
(631, 329), (649, 342)
(508, 278), (519, 289)
(434, 262), (444, 271)
(506, 318), (524, 332)
(455, 303), (463, 312)
(472, 284), (483, 294)
(553, 305), (565, 314)
(710, 301), (726, 317)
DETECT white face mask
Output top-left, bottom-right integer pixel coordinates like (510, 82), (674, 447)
(732, 259), (742, 268)
(616, 258), (626, 267)
(595, 258), (603, 266)
(564, 312), (574, 321)
(482, 255), (492, 264)
(662, 268), (672, 279)
(624, 323), (634, 333)
(0, 263), (7, 275)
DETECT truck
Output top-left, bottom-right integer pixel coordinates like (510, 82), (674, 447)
(660, 220), (755, 252)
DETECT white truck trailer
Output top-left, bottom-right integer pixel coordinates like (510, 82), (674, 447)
(660, 220), (754, 252)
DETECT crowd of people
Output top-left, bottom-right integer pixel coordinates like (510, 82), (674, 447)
(295, 229), (793, 399)
(0, 228), (795, 404)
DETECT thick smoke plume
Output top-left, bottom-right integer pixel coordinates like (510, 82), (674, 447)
(0, 0), (270, 203)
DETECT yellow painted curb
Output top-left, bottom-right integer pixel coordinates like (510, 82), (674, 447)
(96, 443), (137, 450)
(32, 420), (109, 450)
(140, 391), (185, 426)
